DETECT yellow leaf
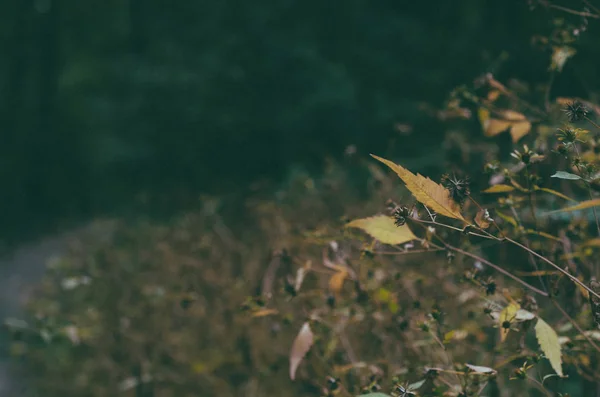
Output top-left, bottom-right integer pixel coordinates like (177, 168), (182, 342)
(534, 187), (576, 202)
(583, 238), (600, 247)
(487, 90), (501, 102)
(525, 229), (562, 242)
(535, 318), (563, 377)
(192, 362), (209, 374)
(551, 46), (576, 72)
(252, 308), (279, 318)
(479, 108), (530, 143)
(370, 155), (465, 221)
(485, 118), (512, 136)
(483, 184), (515, 193)
(346, 215), (416, 245)
(375, 288), (391, 303)
(329, 268), (348, 295)
(499, 302), (520, 342)
(510, 120), (532, 143)
(549, 198), (600, 214)
(495, 210), (517, 227)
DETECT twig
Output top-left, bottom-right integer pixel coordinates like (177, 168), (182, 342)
(446, 245), (548, 297)
(505, 237), (600, 299)
(552, 298), (600, 354)
(545, 2), (600, 18)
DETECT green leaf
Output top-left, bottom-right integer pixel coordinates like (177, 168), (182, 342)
(551, 171), (581, 180)
(535, 318), (563, 377)
(345, 215), (416, 245)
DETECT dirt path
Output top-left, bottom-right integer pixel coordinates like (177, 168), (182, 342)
(0, 221), (116, 395)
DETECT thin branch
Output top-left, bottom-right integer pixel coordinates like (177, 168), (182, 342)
(505, 237), (600, 299)
(549, 3), (600, 18)
(584, 0), (600, 15)
(552, 298), (600, 354)
(446, 245), (548, 296)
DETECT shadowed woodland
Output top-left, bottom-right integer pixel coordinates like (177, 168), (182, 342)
(4, 0), (600, 396)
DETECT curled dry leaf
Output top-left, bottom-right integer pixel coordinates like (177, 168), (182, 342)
(370, 155), (465, 221)
(478, 108), (531, 143)
(289, 322), (314, 380)
(474, 209), (491, 229)
(345, 215), (416, 245)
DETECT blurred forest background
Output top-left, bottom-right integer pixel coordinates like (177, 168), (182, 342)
(4, 0), (598, 246)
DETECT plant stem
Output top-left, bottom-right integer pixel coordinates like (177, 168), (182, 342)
(445, 245), (548, 297)
(552, 299), (600, 354)
(573, 143), (600, 238)
(523, 165), (549, 293)
(505, 237), (600, 299)
(585, 115), (600, 130)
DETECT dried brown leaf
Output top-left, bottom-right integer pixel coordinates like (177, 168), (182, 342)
(475, 209), (491, 229)
(479, 108), (531, 142)
(289, 322), (314, 380)
(329, 268), (348, 295)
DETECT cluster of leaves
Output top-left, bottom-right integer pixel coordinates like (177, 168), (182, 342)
(250, 5), (600, 397)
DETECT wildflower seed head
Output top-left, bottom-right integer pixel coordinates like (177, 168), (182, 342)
(392, 206), (411, 226)
(510, 144), (544, 165)
(440, 174), (470, 206)
(564, 100), (588, 122)
(555, 142), (571, 157)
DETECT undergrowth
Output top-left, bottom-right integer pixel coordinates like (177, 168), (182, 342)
(7, 2), (600, 397)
